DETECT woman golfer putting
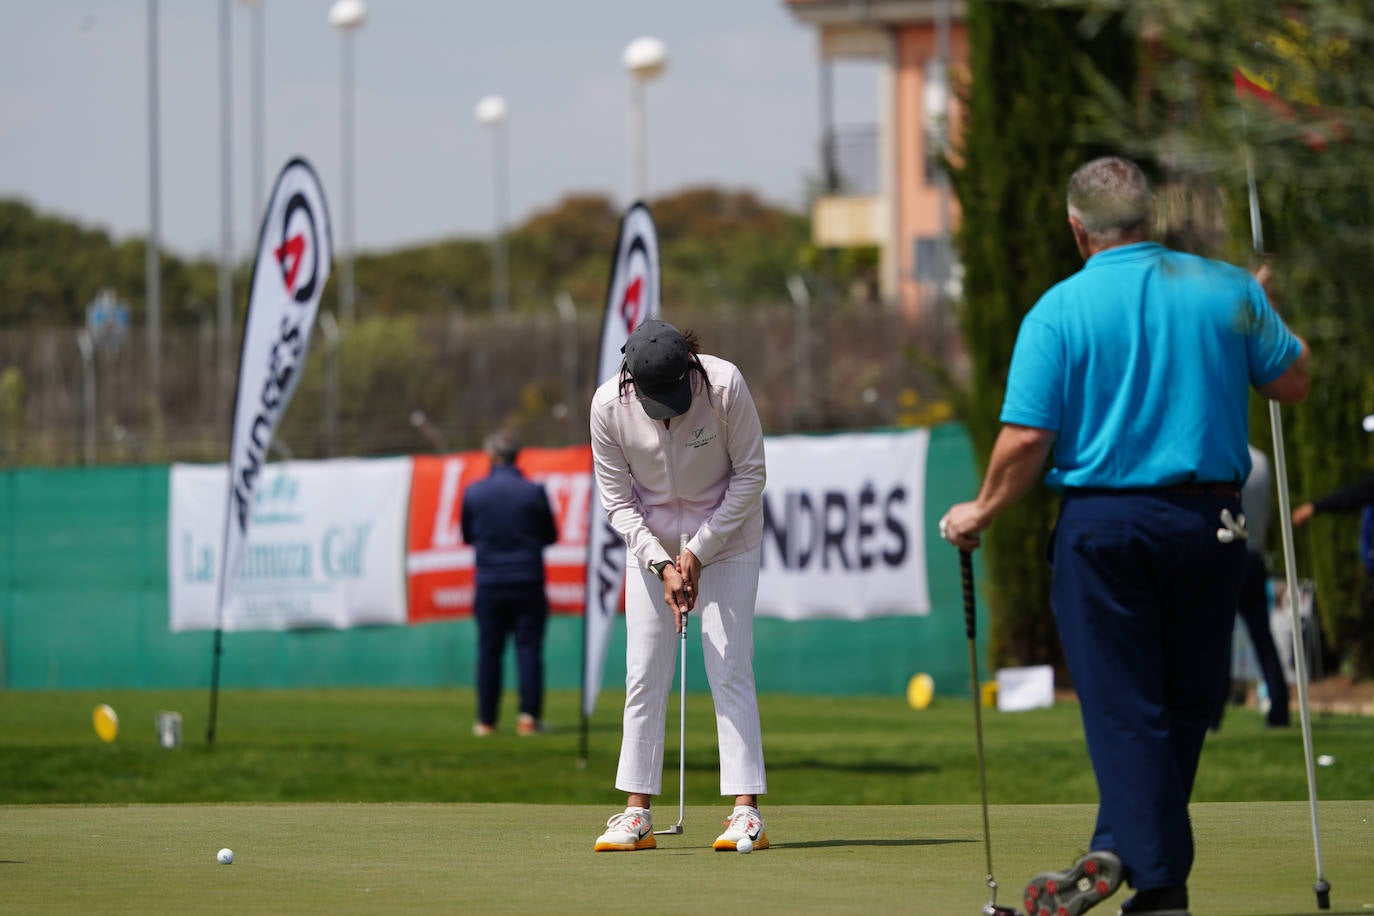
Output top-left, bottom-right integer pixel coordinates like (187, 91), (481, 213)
(589, 319), (769, 853)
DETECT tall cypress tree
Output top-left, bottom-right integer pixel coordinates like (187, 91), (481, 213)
(949, 4), (1137, 670)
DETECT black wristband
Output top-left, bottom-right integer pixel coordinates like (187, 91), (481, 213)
(650, 559), (671, 579)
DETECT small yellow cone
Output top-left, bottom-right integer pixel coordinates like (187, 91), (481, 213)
(906, 673), (935, 710)
(93, 704), (119, 743)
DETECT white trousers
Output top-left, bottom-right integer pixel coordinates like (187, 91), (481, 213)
(615, 545), (767, 797)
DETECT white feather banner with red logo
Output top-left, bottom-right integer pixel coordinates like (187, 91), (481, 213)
(583, 202), (660, 718)
(216, 158), (333, 625)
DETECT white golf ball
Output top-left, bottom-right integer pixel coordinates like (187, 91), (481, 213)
(735, 836), (753, 854)
(1317, 754), (1335, 767)
(217, 847), (235, 865)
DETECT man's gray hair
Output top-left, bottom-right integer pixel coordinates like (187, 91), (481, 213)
(484, 429), (519, 465)
(1067, 157), (1152, 241)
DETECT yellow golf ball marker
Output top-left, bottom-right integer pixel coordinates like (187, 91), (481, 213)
(93, 704), (119, 743)
(906, 673), (935, 710)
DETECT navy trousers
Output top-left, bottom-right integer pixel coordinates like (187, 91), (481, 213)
(474, 583), (549, 727)
(1051, 489), (1246, 891)
(1225, 551), (1290, 728)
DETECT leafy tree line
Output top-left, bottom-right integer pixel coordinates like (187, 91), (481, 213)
(0, 187), (828, 327)
(953, 0), (1374, 677)
(0, 200), (221, 327)
(0, 186), (910, 473)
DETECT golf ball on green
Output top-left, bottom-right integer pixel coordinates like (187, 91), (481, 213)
(217, 848), (235, 865)
(736, 837), (753, 854)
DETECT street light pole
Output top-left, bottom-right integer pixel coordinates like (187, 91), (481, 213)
(217, 0), (234, 416)
(475, 95), (510, 316)
(145, 0), (162, 400)
(627, 79), (645, 202)
(239, 0), (266, 222)
(329, 0), (367, 325)
(622, 36), (667, 203)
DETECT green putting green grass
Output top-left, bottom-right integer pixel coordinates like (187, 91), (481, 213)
(2, 802), (1372, 914)
(1, 687), (1370, 912)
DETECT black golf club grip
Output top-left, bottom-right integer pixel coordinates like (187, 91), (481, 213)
(960, 549), (976, 640)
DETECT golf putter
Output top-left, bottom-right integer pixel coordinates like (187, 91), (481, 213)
(960, 549), (1017, 916)
(655, 534), (690, 837)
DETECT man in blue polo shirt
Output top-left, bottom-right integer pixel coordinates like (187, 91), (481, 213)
(939, 157), (1309, 916)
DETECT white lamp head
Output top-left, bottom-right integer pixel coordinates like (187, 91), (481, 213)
(328, 0), (367, 30)
(475, 95), (509, 126)
(622, 36), (668, 81)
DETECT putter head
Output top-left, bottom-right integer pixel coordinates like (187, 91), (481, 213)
(653, 825), (683, 836)
(983, 907), (1018, 916)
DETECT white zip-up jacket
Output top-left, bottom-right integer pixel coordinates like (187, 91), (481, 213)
(590, 353), (766, 572)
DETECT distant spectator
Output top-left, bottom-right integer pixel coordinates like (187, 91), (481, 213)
(1212, 445), (1290, 730)
(460, 430), (558, 737)
(1291, 418), (1374, 672)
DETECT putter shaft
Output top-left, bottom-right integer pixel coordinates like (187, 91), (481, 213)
(654, 534), (691, 837)
(961, 550), (1002, 913)
(654, 582), (688, 836)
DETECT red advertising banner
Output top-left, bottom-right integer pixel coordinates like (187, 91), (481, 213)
(406, 445), (593, 622)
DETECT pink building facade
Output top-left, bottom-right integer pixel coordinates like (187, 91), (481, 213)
(786, 0), (967, 321)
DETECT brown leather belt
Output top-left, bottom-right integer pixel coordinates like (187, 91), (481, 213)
(1159, 482), (1240, 497)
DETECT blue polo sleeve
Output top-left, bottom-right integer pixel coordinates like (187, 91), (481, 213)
(999, 307), (1063, 432)
(1243, 276), (1303, 386)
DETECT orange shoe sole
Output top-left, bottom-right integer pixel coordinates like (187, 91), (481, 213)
(593, 835), (657, 852)
(712, 832), (768, 851)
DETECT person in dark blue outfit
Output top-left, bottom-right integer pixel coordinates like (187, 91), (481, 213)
(461, 430), (558, 737)
(939, 157), (1309, 916)
(1213, 445), (1290, 730)
(1292, 455), (1374, 677)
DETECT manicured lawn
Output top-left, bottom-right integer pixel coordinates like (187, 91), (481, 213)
(2, 687), (1369, 805)
(1, 687), (1370, 913)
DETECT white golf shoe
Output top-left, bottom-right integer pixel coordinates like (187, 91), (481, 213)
(593, 807), (656, 852)
(713, 806), (768, 851)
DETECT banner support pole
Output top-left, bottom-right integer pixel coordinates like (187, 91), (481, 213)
(206, 628), (224, 746)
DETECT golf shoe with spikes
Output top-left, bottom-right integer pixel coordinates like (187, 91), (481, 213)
(593, 807), (656, 852)
(1023, 850), (1123, 916)
(712, 806), (768, 852)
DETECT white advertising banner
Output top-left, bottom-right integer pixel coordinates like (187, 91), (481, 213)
(170, 458), (410, 632)
(756, 430), (931, 620)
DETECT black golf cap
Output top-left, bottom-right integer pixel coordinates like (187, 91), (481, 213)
(624, 319), (692, 419)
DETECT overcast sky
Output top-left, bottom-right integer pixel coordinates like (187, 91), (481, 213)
(0, 1), (879, 259)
